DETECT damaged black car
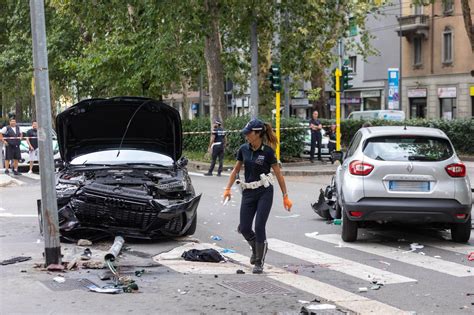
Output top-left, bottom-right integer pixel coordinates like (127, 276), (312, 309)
(44, 97), (201, 240)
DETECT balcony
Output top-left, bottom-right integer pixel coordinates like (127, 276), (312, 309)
(396, 15), (430, 38)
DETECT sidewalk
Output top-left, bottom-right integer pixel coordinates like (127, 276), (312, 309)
(188, 160), (338, 177)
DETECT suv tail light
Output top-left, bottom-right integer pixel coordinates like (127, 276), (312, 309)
(349, 160), (374, 176)
(445, 163), (466, 177)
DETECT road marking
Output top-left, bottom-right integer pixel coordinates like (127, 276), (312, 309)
(21, 173), (41, 180)
(0, 213), (37, 218)
(155, 242), (409, 314)
(313, 234), (474, 277)
(267, 238), (416, 284)
(188, 172), (204, 177)
(370, 231), (474, 255)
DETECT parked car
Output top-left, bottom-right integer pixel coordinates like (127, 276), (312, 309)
(299, 127), (332, 160)
(347, 110), (405, 121)
(333, 126), (471, 242)
(40, 97), (201, 240)
(16, 123), (60, 168)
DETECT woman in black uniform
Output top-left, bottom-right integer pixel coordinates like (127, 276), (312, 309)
(223, 119), (293, 274)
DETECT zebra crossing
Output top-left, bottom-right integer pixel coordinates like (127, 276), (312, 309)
(155, 234), (473, 314)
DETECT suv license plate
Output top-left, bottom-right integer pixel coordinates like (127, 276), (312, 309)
(389, 181), (430, 192)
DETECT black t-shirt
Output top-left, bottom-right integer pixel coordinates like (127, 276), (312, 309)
(26, 128), (38, 149)
(212, 127), (225, 143)
(309, 119), (322, 134)
(237, 143), (277, 183)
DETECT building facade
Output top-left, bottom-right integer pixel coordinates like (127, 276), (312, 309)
(398, 0), (474, 119)
(325, 0), (402, 118)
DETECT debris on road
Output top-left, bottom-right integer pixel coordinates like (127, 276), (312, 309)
(404, 243), (424, 253)
(220, 248), (236, 254)
(333, 219), (342, 225)
(379, 261), (391, 266)
(370, 285), (382, 290)
(123, 282), (139, 293)
(80, 248), (92, 261)
(86, 283), (122, 294)
(236, 269), (245, 274)
(53, 276), (66, 283)
(0, 256), (32, 265)
(301, 303), (337, 314)
(182, 248), (225, 262)
(468, 252), (474, 261)
(77, 239), (93, 246)
(135, 269), (145, 277)
(358, 287), (368, 293)
(210, 235), (222, 241)
(304, 232), (319, 239)
(47, 264), (65, 271)
(298, 300), (310, 304)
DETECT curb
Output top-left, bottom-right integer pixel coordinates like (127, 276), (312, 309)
(187, 160), (337, 177)
(0, 174), (24, 187)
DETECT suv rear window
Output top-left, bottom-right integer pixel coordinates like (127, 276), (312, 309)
(363, 136), (454, 161)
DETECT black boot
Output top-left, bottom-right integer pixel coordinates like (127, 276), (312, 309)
(252, 241), (268, 274)
(248, 239), (256, 265)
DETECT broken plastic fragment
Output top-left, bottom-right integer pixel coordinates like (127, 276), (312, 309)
(358, 287), (368, 293)
(53, 276), (66, 283)
(220, 248), (236, 254)
(77, 239), (92, 246)
(304, 232), (320, 239)
(210, 235), (222, 241)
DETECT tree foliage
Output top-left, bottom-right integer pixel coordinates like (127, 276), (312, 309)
(1, 0), (382, 121)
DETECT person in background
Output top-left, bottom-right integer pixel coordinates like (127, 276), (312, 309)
(0, 118), (22, 175)
(26, 121), (39, 174)
(309, 110), (322, 163)
(205, 119), (226, 177)
(327, 123), (336, 163)
(223, 119), (293, 274)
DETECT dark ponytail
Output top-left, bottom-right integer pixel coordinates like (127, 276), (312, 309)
(262, 122), (278, 150)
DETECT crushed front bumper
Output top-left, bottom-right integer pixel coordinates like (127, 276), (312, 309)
(57, 185), (201, 239)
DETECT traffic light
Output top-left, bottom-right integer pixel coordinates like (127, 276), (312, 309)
(331, 68), (338, 92)
(268, 64), (281, 91)
(341, 66), (353, 91)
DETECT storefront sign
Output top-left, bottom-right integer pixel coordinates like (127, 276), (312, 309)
(291, 98), (310, 106)
(360, 90), (381, 98)
(408, 88), (427, 98)
(387, 68), (399, 110)
(438, 87), (457, 98)
(341, 98), (361, 104)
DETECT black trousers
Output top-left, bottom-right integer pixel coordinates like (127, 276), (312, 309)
(208, 144), (224, 174)
(310, 131), (322, 160)
(239, 185), (273, 243)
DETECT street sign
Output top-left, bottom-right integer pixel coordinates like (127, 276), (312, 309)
(387, 68), (399, 110)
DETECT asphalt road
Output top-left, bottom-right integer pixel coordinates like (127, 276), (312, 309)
(0, 172), (473, 314)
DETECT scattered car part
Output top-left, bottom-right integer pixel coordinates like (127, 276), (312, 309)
(0, 256), (32, 265)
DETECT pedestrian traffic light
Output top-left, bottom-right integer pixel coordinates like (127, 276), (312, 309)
(268, 64), (281, 91)
(341, 66), (353, 91)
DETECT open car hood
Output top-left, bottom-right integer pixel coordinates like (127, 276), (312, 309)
(56, 97), (182, 162)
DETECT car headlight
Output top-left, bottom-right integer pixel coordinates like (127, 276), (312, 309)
(156, 179), (188, 192)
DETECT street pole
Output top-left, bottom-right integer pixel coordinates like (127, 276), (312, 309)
(30, 0), (61, 266)
(276, 91), (281, 161)
(335, 68), (342, 151)
(199, 69), (204, 117)
(284, 76), (290, 118)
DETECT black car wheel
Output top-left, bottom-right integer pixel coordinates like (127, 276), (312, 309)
(183, 214), (197, 236)
(451, 216), (471, 243)
(341, 209), (358, 242)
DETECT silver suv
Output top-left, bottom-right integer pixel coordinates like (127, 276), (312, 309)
(335, 126), (471, 243)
